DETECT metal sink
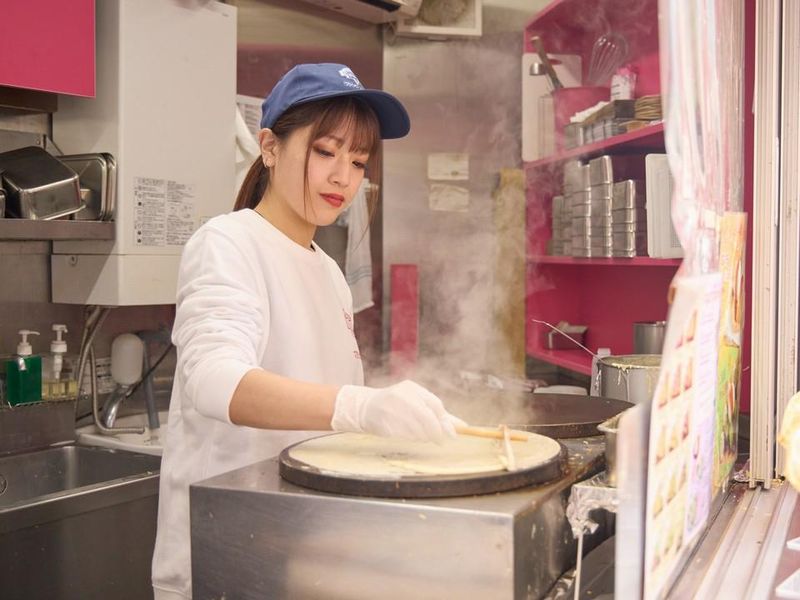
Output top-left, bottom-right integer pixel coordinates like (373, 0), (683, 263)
(0, 444), (159, 510)
(0, 445), (161, 600)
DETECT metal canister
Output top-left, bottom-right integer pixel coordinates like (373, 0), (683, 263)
(633, 321), (666, 354)
(598, 354), (661, 404)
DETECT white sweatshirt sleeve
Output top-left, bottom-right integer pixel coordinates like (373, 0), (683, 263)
(172, 224), (268, 423)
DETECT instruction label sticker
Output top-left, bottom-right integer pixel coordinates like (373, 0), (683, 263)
(133, 176), (196, 246)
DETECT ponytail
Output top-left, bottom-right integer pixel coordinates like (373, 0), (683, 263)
(233, 158), (268, 211)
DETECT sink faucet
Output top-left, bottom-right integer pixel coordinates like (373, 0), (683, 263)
(101, 386), (128, 429)
(101, 330), (169, 430)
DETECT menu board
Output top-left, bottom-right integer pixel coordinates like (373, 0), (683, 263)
(713, 213), (747, 497)
(643, 273), (722, 600)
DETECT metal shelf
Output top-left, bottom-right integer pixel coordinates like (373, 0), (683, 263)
(529, 255), (682, 267)
(524, 123), (666, 170)
(0, 219), (114, 241)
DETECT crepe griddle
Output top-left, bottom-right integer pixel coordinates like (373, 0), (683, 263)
(458, 393), (633, 439)
(279, 434), (567, 499)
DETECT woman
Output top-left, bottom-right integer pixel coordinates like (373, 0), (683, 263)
(151, 63), (464, 599)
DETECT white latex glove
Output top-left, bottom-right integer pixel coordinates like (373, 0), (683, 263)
(331, 380), (466, 442)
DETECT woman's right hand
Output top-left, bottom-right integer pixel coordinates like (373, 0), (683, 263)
(331, 380), (465, 442)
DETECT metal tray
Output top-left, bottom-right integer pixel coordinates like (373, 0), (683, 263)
(0, 146), (82, 220)
(59, 154), (108, 221)
(589, 226), (612, 238)
(612, 231), (647, 251)
(102, 152), (117, 220)
(612, 179), (647, 210)
(612, 222), (643, 234)
(563, 160), (586, 193)
(590, 239), (613, 250)
(589, 183), (613, 201)
(611, 207), (647, 223)
(612, 249), (641, 258)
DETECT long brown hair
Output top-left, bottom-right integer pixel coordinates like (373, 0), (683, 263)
(234, 96), (382, 220)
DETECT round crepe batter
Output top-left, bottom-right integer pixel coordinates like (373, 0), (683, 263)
(287, 430), (562, 478)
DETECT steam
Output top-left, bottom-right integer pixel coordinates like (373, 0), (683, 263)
(376, 171), (556, 426)
(377, 0), (661, 427)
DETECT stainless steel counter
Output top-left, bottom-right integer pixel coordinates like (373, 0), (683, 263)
(190, 437), (607, 600)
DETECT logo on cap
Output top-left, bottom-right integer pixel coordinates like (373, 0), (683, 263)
(338, 67), (363, 89)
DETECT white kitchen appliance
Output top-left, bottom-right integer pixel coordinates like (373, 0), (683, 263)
(51, 0), (237, 305)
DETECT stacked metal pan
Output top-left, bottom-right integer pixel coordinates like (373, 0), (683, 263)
(611, 180), (647, 257)
(575, 155), (648, 258)
(550, 194), (568, 255)
(584, 181), (613, 257)
(562, 160), (589, 257)
(552, 156), (649, 258)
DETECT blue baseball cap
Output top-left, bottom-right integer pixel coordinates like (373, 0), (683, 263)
(260, 63), (410, 139)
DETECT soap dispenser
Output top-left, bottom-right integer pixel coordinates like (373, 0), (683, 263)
(42, 324), (78, 401)
(4, 330), (42, 406)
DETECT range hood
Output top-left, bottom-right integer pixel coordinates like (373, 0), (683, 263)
(297, 0), (421, 24)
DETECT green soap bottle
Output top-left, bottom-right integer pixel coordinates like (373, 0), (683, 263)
(4, 330), (42, 407)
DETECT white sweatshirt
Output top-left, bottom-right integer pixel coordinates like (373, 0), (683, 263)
(152, 209), (364, 600)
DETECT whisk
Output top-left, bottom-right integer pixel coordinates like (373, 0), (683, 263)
(587, 32), (629, 85)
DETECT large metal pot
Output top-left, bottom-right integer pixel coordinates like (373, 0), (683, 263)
(598, 354), (661, 404)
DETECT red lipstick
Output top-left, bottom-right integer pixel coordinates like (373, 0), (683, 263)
(321, 193), (344, 208)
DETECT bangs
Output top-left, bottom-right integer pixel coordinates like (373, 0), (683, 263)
(310, 97), (380, 155)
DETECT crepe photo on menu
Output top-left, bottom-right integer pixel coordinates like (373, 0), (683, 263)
(643, 274), (722, 600)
